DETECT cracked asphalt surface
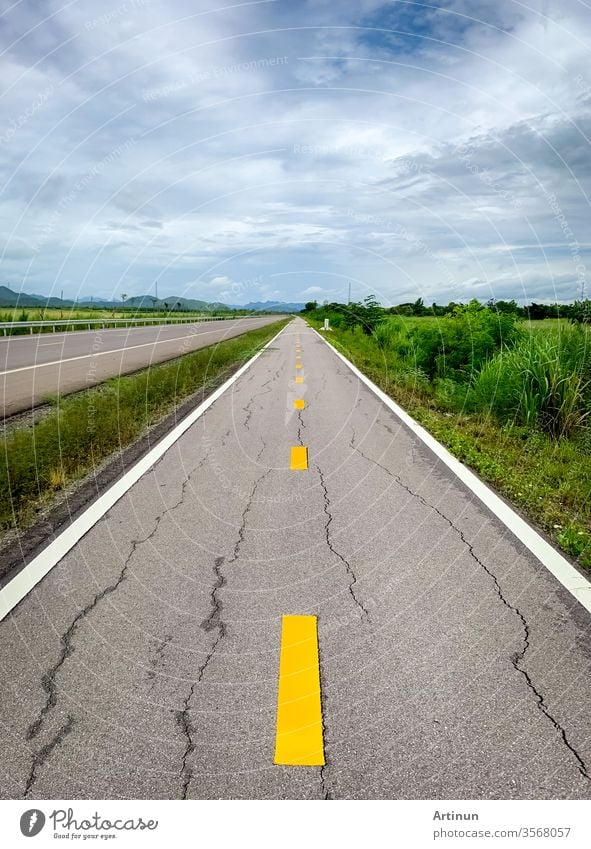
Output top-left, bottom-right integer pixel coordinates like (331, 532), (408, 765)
(1, 317), (591, 799)
(0, 315), (282, 415)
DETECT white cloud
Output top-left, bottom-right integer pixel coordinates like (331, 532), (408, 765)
(1, 0), (590, 303)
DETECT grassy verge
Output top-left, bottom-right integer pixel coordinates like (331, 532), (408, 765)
(311, 320), (591, 570)
(0, 318), (289, 534)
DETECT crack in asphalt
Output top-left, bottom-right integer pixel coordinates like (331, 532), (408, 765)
(26, 530), (157, 744)
(242, 373), (278, 429)
(230, 469), (272, 566)
(320, 764), (333, 800)
(256, 436), (266, 462)
(199, 556), (227, 678)
(24, 715), (74, 799)
(315, 463), (370, 620)
(177, 554), (229, 800)
(243, 405), (254, 431)
(176, 681), (198, 801)
(350, 430), (591, 781)
(296, 409), (305, 446)
(318, 648), (335, 800)
(23, 456), (209, 798)
(178, 468), (271, 798)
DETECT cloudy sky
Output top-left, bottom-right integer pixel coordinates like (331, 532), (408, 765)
(1, 0), (591, 305)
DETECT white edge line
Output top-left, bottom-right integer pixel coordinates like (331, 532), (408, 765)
(311, 326), (591, 617)
(0, 324), (289, 621)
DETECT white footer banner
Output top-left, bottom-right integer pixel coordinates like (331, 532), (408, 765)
(0, 800), (589, 848)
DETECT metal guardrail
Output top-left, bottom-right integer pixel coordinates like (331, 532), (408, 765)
(0, 314), (268, 336)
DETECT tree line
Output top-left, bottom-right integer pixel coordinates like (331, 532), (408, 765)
(302, 296), (591, 329)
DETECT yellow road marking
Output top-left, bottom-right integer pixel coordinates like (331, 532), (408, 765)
(274, 615), (325, 766)
(295, 377), (304, 383)
(294, 399), (305, 410)
(296, 355), (301, 360)
(290, 446), (308, 470)
(295, 364), (302, 369)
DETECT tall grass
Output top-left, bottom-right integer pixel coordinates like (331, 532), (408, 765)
(470, 326), (591, 437)
(373, 319), (399, 350)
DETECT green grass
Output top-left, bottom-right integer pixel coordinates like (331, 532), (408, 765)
(0, 318), (289, 534)
(312, 317), (591, 570)
(524, 317), (571, 331)
(469, 329), (591, 438)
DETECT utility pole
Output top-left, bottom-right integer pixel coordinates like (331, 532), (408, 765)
(348, 281), (351, 304)
(155, 279), (159, 302)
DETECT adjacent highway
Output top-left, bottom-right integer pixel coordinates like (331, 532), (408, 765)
(0, 318), (590, 799)
(0, 316), (282, 416)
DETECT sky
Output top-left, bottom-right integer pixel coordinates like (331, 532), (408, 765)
(1, 0), (591, 306)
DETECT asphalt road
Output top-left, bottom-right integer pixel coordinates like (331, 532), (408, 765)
(1, 318), (591, 800)
(0, 317), (282, 416)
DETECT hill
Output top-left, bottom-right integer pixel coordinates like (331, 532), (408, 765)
(243, 301), (304, 312)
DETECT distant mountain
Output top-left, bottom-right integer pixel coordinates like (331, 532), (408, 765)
(35, 295), (77, 307)
(121, 296), (301, 312)
(0, 285), (41, 306)
(0, 285), (76, 307)
(242, 301), (304, 312)
(0, 285), (301, 313)
(77, 296), (114, 306)
(0, 287), (223, 311)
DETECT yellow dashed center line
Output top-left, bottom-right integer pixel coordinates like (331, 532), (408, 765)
(295, 364), (302, 369)
(295, 377), (303, 383)
(294, 399), (305, 410)
(274, 615), (325, 766)
(290, 446), (308, 470)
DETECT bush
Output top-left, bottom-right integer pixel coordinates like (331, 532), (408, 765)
(382, 301), (522, 382)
